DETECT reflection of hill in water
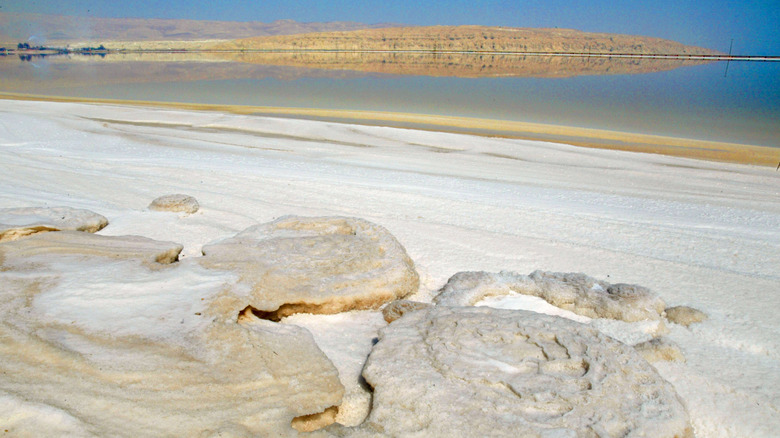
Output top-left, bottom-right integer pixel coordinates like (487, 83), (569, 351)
(217, 51), (710, 78)
(0, 52), (709, 92)
(0, 54), (368, 92)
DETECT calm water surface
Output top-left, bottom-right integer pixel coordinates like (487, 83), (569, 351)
(1, 54), (777, 147)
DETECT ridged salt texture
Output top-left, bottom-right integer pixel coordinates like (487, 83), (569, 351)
(435, 270), (666, 322)
(200, 216), (419, 319)
(0, 206), (108, 242)
(350, 306), (692, 437)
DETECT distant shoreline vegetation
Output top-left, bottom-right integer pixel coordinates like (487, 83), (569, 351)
(1, 43), (109, 60)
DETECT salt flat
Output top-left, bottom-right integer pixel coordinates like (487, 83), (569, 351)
(0, 99), (779, 436)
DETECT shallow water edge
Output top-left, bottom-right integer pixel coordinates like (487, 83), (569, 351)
(2, 92), (777, 166)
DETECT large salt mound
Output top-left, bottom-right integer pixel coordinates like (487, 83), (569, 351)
(350, 306), (692, 437)
(435, 270), (666, 322)
(0, 230), (344, 436)
(200, 216), (419, 320)
(0, 206), (108, 242)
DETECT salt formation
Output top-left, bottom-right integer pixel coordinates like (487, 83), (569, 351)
(200, 216), (419, 320)
(665, 305), (708, 327)
(634, 338), (686, 363)
(381, 299), (431, 323)
(148, 194), (200, 214)
(435, 270), (666, 322)
(351, 306), (692, 437)
(0, 229), (344, 436)
(0, 230), (183, 264)
(0, 206), (108, 242)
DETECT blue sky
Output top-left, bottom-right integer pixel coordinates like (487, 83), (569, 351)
(2, 0), (778, 54)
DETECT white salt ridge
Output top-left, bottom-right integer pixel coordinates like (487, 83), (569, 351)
(460, 270), (671, 345)
(477, 293), (667, 346)
(1, 100), (779, 437)
(477, 293), (591, 323)
(437, 270), (666, 322)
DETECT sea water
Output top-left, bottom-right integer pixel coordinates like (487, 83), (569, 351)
(1, 53), (777, 147)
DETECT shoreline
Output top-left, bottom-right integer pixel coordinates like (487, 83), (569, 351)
(11, 47), (780, 62)
(2, 92), (777, 166)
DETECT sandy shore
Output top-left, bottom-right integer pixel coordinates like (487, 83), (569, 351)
(2, 92), (777, 166)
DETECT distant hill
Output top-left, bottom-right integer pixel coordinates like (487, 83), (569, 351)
(0, 13), (399, 44)
(0, 15), (719, 57)
(215, 26), (720, 55)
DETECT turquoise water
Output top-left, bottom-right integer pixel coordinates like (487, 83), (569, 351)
(1, 54), (778, 147)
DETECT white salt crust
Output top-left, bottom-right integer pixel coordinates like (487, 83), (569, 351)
(346, 306), (692, 437)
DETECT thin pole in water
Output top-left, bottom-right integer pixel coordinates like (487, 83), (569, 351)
(724, 39), (734, 77)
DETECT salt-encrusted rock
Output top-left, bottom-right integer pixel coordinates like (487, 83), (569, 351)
(0, 231), (344, 436)
(634, 338), (686, 363)
(665, 305), (708, 327)
(435, 270), (666, 322)
(0, 230), (183, 264)
(0, 206), (108, 242)
(381, 300), (431, 323)
(200, 216), (419, 320)
(148, 194), (200, 214)
(353, 306), (692, 437)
